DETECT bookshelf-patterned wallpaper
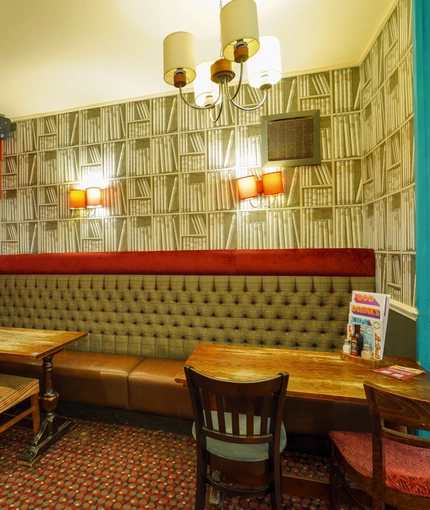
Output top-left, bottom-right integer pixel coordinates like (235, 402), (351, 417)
(0, 0), (414, 307)
(360, 0), (415, 308)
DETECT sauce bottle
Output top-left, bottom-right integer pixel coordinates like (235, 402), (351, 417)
(351, 324), (363, 356)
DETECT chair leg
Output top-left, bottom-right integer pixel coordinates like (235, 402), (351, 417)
(270, 462), (283, 510)
(30, 394), (40, 436)
(329, 447), (340, 510)
(194, 458), (208, 510)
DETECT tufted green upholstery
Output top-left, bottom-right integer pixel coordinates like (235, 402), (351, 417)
(0, 274), (375, 360)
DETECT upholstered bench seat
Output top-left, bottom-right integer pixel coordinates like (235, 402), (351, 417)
(31, 351), (145, 409)
(0, 358), (32, 378)
(0, 249), (377, 438)
(128, 358), (193, 419)
(29, 353), (193, 418)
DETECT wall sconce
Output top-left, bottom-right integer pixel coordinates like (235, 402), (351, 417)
(236, 171), (284, 206)
(69, 187), (102, 216)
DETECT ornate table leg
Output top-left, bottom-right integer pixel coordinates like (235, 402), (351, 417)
(18, 353), (76, 466)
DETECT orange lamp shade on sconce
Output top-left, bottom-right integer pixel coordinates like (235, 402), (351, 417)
(86, 187), (102, 208)
(69, 189), (86, 209)
(237, 175), (258, 200)
(262, 171), (284, 196)
(237, 171), (283, 203)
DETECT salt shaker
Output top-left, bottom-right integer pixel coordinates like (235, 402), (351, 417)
(343, 338), (351, 355)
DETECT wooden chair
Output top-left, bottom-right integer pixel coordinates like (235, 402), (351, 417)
(184, 365), (289, 510)
(0, 374), (40, 436)
(329, 381), (430, 510)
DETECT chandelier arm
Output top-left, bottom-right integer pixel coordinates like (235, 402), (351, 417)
(179, 86), (219, 111)
(229, 87), (268, 111)
(209, 99), (224, 123)
(222, 62), (268, 111)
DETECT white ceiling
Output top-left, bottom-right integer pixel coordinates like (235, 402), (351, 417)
(0, 0), (396, 120)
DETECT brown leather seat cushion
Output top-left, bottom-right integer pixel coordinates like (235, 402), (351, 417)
(0, 358), (33, 378)
(128, 358), (193, 420)
(30, 350), (144, 410)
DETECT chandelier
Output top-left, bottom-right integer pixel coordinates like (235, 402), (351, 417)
(163, 0), (282, 123)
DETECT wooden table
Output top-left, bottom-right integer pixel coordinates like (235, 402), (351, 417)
(175, 344), (430, 505)
(0, 327), (87, 466)
(175, 344), (430, 402)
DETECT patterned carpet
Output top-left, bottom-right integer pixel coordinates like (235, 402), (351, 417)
(0, 418), (357, 509)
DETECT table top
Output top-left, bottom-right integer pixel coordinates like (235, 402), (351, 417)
(175, 344), (430, 403)
(0, 327), (87, 360)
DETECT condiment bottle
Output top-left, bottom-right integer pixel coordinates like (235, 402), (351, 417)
(351, 324), (363, 356)
(343, 338), (351, 355)
(361, 343), (373, 359)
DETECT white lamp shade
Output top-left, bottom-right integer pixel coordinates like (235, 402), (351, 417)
(220, 0), (259, 62)
(163, 31), (197, 86)
(194, 62), (219, 107)
(86, 187), (102, 208)
(247, 36), (282, 89)
(237, 175), (258, 200)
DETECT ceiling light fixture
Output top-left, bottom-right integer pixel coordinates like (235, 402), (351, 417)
(163, 0), (282, 123)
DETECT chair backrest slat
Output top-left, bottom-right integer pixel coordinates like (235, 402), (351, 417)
(185, 365), (289, 447)
(260, 396), (270, 435)
(201, 389), (213, 430)
(243, 398), (252, 436)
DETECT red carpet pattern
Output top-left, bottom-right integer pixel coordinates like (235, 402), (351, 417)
(0, 419), (356, 509)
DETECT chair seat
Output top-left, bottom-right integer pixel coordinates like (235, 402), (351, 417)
(330, 430), (430, 499)
(0, 374), (39, 413)
(193, 412), (287, 462)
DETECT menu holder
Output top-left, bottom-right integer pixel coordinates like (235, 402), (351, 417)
(340, 351), (381, 369)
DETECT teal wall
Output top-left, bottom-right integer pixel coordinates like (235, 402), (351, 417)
(413, 0), (430, 370)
